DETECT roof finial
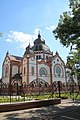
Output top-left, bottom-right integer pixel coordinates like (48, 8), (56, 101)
(29, 39), (30, 47)
(56, 51), (59, 55)
(38, 30), (41, 38)
(6, 51), (9, 55)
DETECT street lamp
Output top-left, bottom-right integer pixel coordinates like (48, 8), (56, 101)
(9, 61), (12, 103)
(58, 81), (61, 98)
(58, 74), (61, 98)
(17, 83), (18, 95)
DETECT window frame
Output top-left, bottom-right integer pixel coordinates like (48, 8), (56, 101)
(39, 68), (47, 77)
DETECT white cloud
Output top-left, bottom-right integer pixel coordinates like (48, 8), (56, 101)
(46, 25), (55, 31)
(6, 38), (12, 42)
(6, 28), (41, 49)
(33, 28), (41, 36)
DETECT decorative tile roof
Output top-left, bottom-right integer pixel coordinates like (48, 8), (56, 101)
(9, 55), (22, 62)
(24, 44), (34, 55)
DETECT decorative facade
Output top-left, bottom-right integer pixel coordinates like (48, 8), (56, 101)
(2, 33), (77, 94)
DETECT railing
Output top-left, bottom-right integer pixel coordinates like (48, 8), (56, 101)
(0, 83), (80, 103)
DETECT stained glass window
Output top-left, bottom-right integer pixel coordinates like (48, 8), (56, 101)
(56, 66), (61, 76)
(40, 68), (47, 76)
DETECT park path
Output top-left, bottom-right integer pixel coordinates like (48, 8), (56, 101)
(0, 99), (80, 120)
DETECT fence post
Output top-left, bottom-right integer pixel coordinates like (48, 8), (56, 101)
(58, 81), (61, 98)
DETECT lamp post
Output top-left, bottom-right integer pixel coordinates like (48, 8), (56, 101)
(17, 83), (18, 95)
(58, 81), (61, 98)
(16, 82), (18, 101)
(58, 74), (61, 98)
(9, 61), (12, 103)
(26, 55), (30, 85)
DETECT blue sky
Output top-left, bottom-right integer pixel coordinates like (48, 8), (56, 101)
(0, 0), (70, 78)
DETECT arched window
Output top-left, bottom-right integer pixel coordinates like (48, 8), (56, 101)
(24, 67), (26, 75)
(36, 55), (38, 60)
(5, 64), (9, 77)
(46, 56), (48, 59)
(56, 66), (61, 76)
(31, 66), (34, 75)
(45, 83), (48, 87)
(39, 68), (47, 76)
(12, 65), (18, 77)
(39, 55), (41, 59)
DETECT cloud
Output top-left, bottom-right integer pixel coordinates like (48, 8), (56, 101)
(6, 38), (12, 42)
(33, 28), (41, 36)
(6, 28), (41, 49)
(46, 25), (55, 31)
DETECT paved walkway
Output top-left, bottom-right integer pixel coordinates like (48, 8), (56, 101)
(0, 99), (80, 120)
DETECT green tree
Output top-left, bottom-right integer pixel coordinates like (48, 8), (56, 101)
(53, 0), (80, 84)
(67, 47), (80, 82)
(53, 0), (80, 49)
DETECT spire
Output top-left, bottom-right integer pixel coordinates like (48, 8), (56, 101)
(38, 30), (41, 38)
(6, 51), (9, 56)
(29, 39), (30, 47)
(56, 51), (59, 55)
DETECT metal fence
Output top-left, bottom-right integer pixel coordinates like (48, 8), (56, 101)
(0, 81), (80, 103)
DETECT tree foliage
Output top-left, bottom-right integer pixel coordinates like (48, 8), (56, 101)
(53, 0), (80, 82)
(53, 0), (80, 49)
(67, 46), (80, 77)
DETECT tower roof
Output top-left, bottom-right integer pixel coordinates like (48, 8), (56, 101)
(34, 33), (45, 45)
(24, 44), (34, 56)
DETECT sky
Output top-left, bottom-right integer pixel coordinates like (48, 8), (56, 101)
(0, 0), (70, 78)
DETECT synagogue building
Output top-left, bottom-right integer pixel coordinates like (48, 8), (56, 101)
(1, 33), (78, 94)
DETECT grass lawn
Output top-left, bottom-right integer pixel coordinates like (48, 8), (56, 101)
(0, 92), (80, 103)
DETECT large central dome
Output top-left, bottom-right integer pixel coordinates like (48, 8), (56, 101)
(33, 33), (50, 52)
(34, 33), (45, 45)
(24, 33), (53, 60)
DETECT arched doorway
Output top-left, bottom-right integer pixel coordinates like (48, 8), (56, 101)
(29, 78), (49, 94)
(12, 73), (22, 95)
